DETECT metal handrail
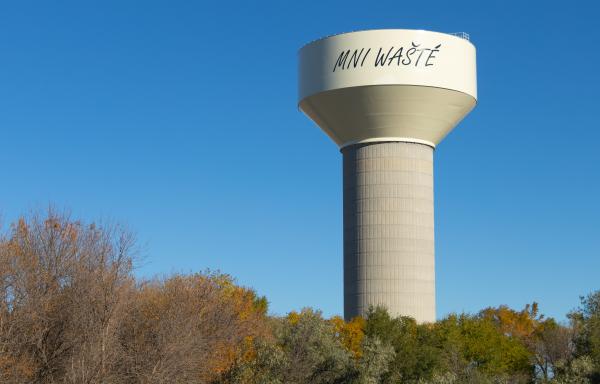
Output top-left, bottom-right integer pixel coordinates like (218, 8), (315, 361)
(450, 32), (470, 41)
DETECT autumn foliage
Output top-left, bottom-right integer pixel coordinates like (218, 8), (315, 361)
(1, 211), (599, 383)
(0, 212), (268, 383)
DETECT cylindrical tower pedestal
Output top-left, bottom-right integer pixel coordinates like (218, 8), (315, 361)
(342, 142), (435, 323)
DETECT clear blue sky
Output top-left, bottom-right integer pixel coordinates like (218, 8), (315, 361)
(1, 1), (598, 321)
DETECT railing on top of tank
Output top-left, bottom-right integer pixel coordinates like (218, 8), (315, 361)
(449, 32), (470, 41)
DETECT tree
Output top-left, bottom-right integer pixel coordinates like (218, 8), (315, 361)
(0, 210), (136, 383)
(433, 313), (532, 383)
(354, 335), (395, 384)
(531, 318), (574, 382)
(364, 306), (444, 383)
(569, 290), (600, 383)
(331, 315), (366, 358)
(275, 308), (355, 383)
(480, 303), (541, 340)
(116, 272), (269, 383)
(216, 336), (288, 384)
(0, 211), (270, 384)
(553, 356), (594, 384)
(480, 303), (576, 382)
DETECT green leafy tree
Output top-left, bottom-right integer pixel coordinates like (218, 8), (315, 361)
(433, 313), (532, 383)
(569, 290), (600, 383)
(364, 306), (444, 383)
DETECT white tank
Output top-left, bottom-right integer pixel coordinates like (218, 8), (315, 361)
(298, 29), (477, 323)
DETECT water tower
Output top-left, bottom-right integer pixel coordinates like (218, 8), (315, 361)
(298, 29), (477, 323)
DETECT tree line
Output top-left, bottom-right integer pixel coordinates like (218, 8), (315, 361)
(1, 211), (598, 383)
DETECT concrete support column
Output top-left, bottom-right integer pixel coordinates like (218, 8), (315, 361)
(342, 142), (435, 323)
